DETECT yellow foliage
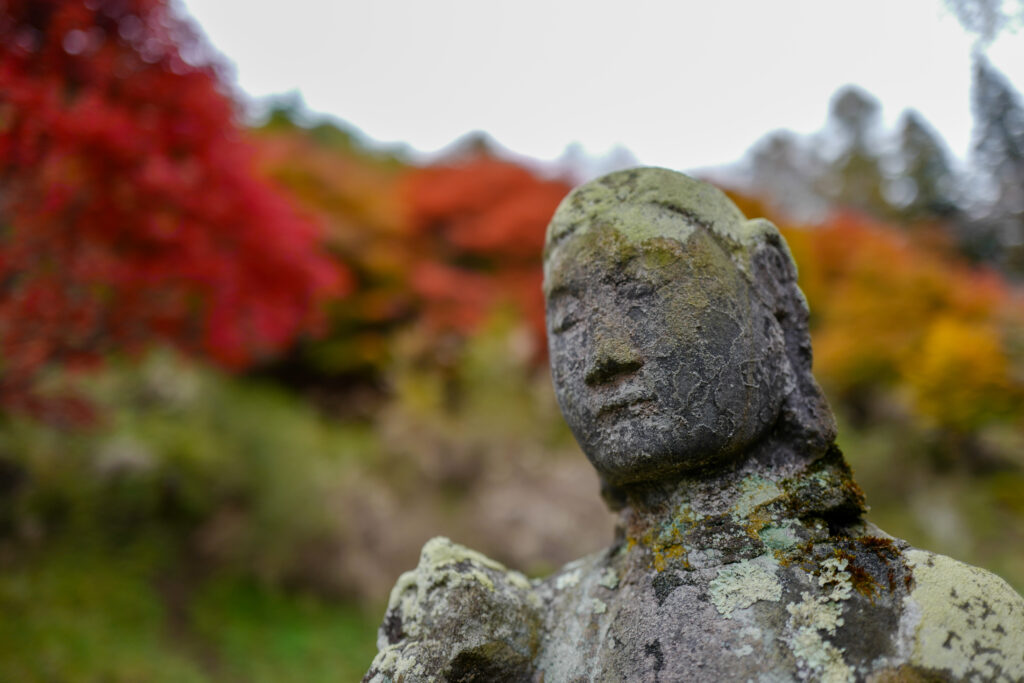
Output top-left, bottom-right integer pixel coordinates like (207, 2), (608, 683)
(905, 317), (1018, 433)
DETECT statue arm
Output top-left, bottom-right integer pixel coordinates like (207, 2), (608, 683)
(363, 537), (542, 682)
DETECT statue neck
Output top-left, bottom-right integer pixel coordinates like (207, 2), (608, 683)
(612, 443), (865, 570)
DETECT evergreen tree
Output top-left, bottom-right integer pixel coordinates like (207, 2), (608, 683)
(895, 111), (959, 220)
(825, 87), (892, 216)
(970, 56), (1024, 272)
(973, 57), (1024, 214)
(747, 132), (829, 220)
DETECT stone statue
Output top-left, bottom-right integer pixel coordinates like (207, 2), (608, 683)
(364, 168), (1024, 682)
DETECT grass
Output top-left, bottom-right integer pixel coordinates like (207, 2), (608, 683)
(191, 579), (379, 682)
(0, 541), (380, 682)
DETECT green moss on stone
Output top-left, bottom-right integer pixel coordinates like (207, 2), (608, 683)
(543, 168), (795, 294)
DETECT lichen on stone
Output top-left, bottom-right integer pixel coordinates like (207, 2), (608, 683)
(416, 536), (508, 592)
(904, 549), (1024, 680)
(732, 474), (783, 520)
(759, 522), (800, 551)
(784, 557), (855, 682)
(367, 645), (425, 682)
(543, 167), (778, 276)
(709, 556), (783, 618)
(398, 536), (533, 596)
(555, 568), (581, 590)
(599, 568), (619, 590)
(420, 536), (506, 574)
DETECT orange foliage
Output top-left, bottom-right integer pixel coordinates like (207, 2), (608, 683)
(728, 191), (1024, 434)
(250, 120), (412, 374)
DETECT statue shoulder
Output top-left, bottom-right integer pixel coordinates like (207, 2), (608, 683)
(899, 548), (1024, 681)
(363, 537), (542, 683)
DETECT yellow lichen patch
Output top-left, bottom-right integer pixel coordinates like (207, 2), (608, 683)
(651, 544), (689, 573)
(630, 502), (701, 572)
(709, 556), (783, 618)
(904, 550), (1024, 680)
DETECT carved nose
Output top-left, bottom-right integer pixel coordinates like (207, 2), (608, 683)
(585, 334), (643, 386)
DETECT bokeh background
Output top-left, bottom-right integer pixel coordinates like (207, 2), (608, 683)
(2, 1), (1024, 680)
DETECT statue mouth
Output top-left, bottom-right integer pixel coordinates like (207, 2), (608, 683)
(597, 390), (655, 418)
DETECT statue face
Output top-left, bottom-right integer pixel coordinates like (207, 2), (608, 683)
(545, 226), (787, 486)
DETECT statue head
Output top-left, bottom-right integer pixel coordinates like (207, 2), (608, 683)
(543, 168), (835, 487)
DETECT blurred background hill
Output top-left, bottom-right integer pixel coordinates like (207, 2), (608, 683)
(1, 0), (1023, 680)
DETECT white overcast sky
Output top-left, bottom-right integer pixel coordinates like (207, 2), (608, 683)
(179, 0), (1024, 175)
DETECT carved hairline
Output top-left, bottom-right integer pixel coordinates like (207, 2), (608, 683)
(542, 167), (799, 295)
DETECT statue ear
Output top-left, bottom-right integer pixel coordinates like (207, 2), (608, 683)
(744, 219), (801, 324)
(744, 219), (810, 373)
(744, 219), (838, 451)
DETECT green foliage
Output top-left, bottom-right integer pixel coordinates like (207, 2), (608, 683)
(389, 311), (570, 446)
(190, 578), (379, 683)
(2, 350), (379, 585)
(0, 542), (379, 683)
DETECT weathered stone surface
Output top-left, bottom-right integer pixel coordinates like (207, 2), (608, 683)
(364, 168), (1024, 682)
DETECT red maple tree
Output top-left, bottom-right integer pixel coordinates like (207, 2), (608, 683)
(402, 153), (572, 356)
(0, 0), (346, 417)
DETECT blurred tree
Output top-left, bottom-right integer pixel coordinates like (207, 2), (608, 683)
(401, 150), (572, 358)
(944, 0), (1024, 45)
(0, 0), (344, 419)
(824, 87), (892, 216)
(743, 81), (1024, 271)
(894, 111), (960, 221)
(247, 120), (571, 409)
(906, 316), (1021, 443)
(746, 131), (830, 221)
(831, 86), (882, 147)
(970, 55), (1024, 272)
(248, 109), (410, 399)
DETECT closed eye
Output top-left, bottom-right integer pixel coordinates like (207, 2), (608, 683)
(621, 281), (656, 299)
(553, 313), (580, 333)
(548, 294), (582, 334)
